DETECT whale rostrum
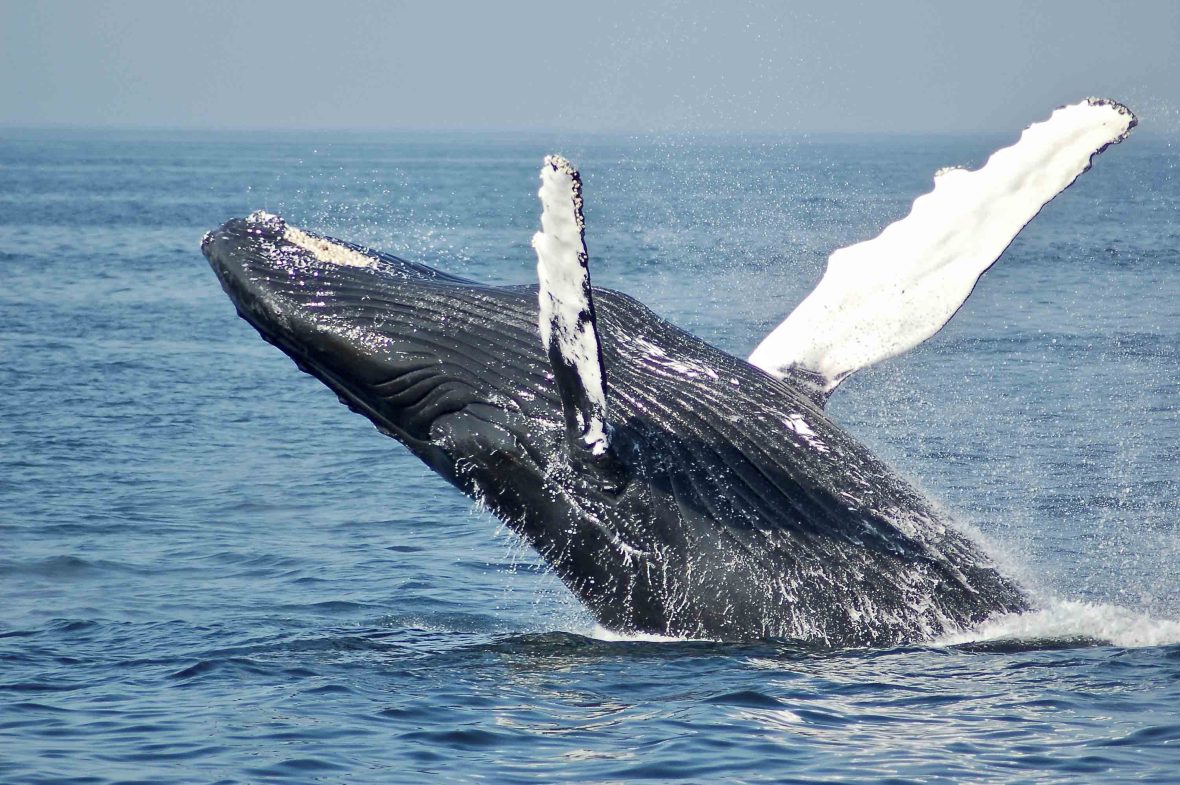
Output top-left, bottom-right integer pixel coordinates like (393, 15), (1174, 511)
(203, 99), (1135, 646)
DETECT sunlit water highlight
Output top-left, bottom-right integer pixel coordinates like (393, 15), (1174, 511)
(2, 129), (1179, 783)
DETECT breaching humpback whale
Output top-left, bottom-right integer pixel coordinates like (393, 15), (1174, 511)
(203, 99), (1136, 647)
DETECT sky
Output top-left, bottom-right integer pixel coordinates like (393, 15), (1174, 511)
(2, 0), (1178, 134)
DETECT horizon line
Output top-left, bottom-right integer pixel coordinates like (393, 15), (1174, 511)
(2, 121), (1175, 140)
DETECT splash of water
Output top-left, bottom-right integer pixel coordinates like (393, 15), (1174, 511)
(936, 599), (1180, 649)
(588, 600), (1180, 650)
(589, 624), (697, 643)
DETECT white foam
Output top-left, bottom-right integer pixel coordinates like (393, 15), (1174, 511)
(936, 599), (1180, 649)
(589, 624), (703, 643)
(750, 98), (1137, 398)
(587, 601), (1180, 649)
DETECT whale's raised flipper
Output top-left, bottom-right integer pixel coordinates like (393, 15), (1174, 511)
(532, 156), (625, 487)
(749, 98), (1137, 404)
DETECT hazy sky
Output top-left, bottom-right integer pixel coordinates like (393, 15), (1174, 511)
(3, 0), (1178, 133)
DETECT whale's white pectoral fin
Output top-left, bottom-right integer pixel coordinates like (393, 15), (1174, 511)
(532, 155), (612, 457)
(749, 98), (1137, 405)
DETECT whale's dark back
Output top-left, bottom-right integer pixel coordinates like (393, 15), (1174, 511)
(205, 217), (1029, 646)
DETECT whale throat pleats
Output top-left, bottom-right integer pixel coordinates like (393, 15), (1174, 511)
(749, 98), (1137, 405)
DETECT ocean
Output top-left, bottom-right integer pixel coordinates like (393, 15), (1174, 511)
(2, 127), (1179, 783)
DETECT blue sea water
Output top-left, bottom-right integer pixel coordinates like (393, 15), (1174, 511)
(2, 126), (1179, 784)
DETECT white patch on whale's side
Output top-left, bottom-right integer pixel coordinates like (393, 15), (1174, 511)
(749, 98), (1137, 399)
(532, 155), (610, 455)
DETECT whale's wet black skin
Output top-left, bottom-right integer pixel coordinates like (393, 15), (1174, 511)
(203, 212), (1029, 647)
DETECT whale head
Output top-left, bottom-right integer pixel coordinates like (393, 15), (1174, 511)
(202, 212), (680, 630)
(203, 212), (550, 476)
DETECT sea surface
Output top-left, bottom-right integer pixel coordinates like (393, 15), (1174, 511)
(2, 126), (1179, 784)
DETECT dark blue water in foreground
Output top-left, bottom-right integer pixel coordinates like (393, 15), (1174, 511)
(2, 128), (1180, 783)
